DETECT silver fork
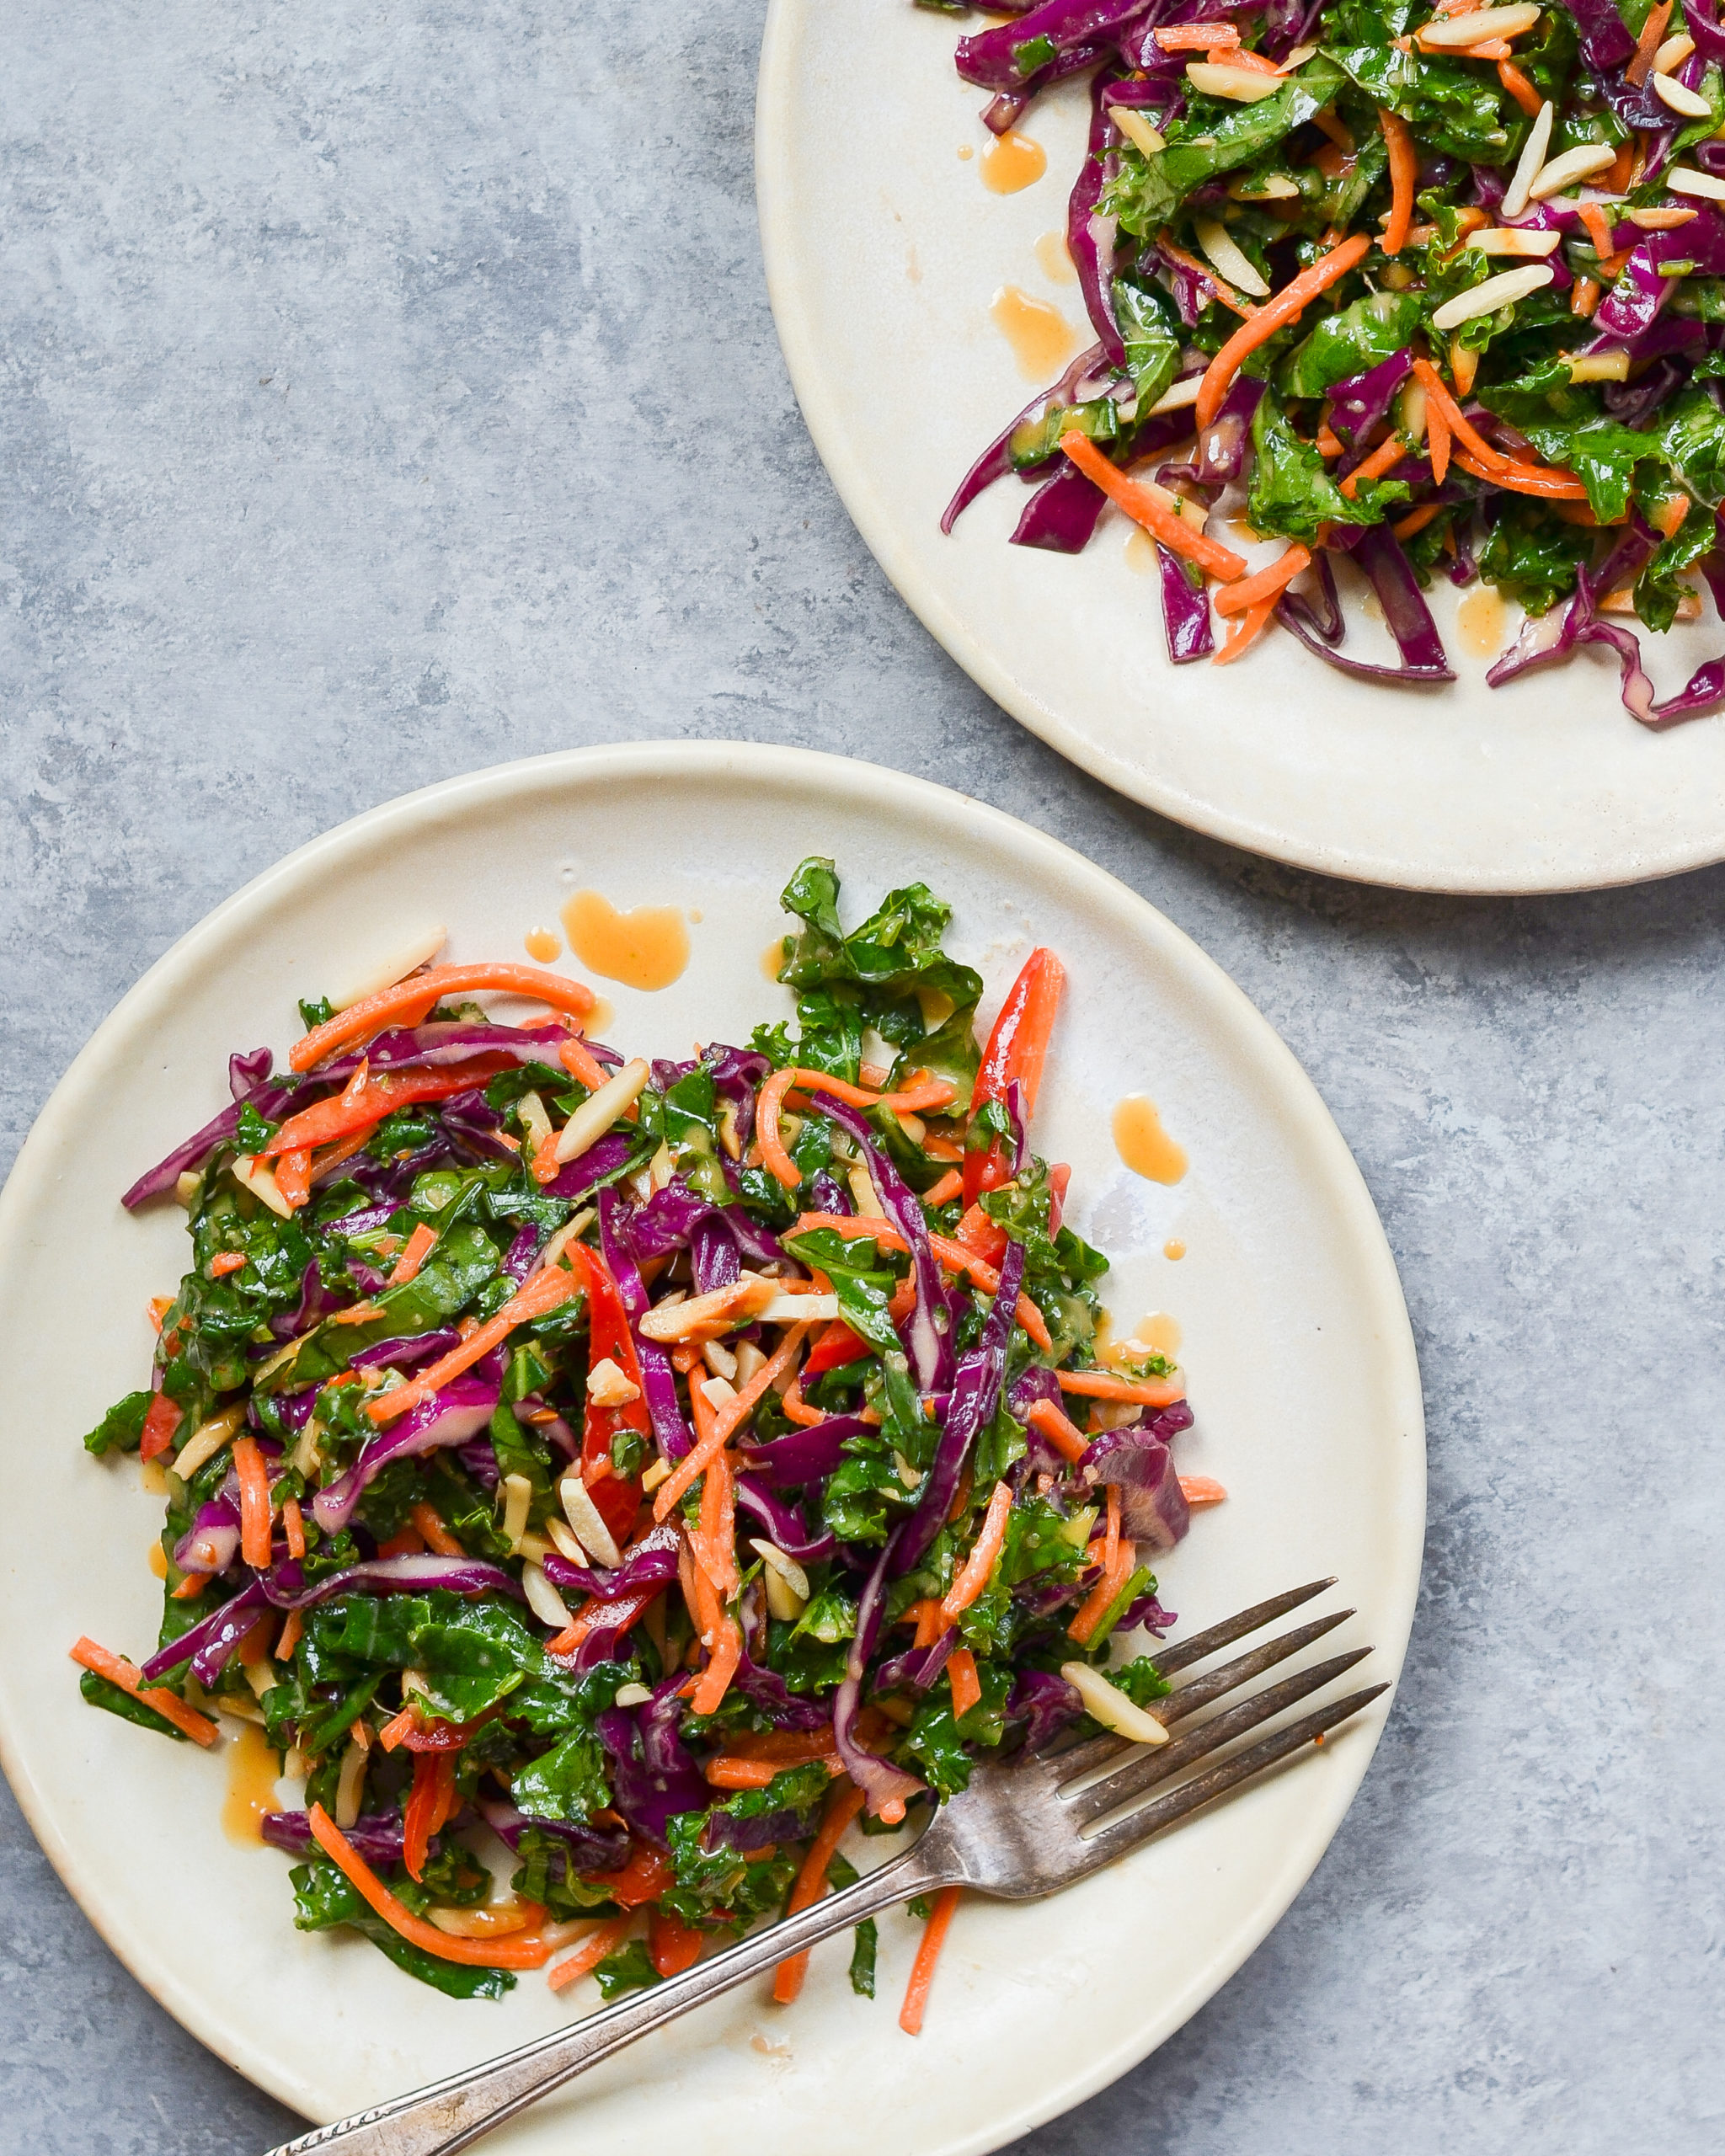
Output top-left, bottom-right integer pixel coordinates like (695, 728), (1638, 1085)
(269, 1579), (1386, 2156)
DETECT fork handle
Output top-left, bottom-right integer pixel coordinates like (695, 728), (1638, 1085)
(267, 1838), (957, 2156)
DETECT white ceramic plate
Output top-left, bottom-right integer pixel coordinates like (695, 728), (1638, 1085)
(0, 744), (1423, 2147)
(756, 1), (1725, 893)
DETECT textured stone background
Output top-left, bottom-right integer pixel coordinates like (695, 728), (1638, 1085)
(3, 4), (1722, 2152)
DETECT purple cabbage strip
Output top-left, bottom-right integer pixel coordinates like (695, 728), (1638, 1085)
(833, 1534), (928, 1821)
(1070, 70), (1126, 366)
(1194, 376), (1263, 487)
(1010, 463), (1108, 552)
(733, 1474), (837, 1562)
(942, 343), (1108, 532)
(1327, 346), (1413, 449)
(257, 1553), (526, 1614)
(173, 1497), (242, 1578)
(731, 1647), (834, 1730)
(1119, 1586), (1178, 1636)
(890, 1238), (1028, 1581)
(229, 1046), (275, 1099)
(1081, 1401), (1194, 1550)
(955, 0), (1156, 93)
(476, 1794), (630, 1876)
(315, 1022), (567, 1084)
(691, 1216), (741, 1296)
(1562, 0), (1635, 69)
(874, 1628), (959, 1695)
(1277, 530), (1455, 684)
(1158, 547), (1215, 663)
(798, 1089), (949, 1390)
(595, 1674), (710, 1846)
(540, 1518), (683, 1603)
(309, 1377), (499, 1535)
(740, 1412), (875, 1486)
(1008, 1668), (1085, 1752)
(121, 1078), (298, 1209)
(982, 39), (1109, 133)
(542, 1129), (638, 1203)
(1684, 0), (1725, 63)
(262, 1809), (415, 1867)
(140, 1577), (269, 1684)
(268, 1261), (355, 1343)
(1592, 215), (1725, 345)
(599, 1187), (694, 1461)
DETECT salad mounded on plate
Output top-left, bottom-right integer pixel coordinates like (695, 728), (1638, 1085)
(74, 862), (1215, 2022)
(938, 0), (1725, 723)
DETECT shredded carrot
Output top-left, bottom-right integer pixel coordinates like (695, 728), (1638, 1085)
(1154, 19), (1238, 44)
(1391, 503), (1446, 541)
(696, 1443), (739, 1598)
(279, 1497), (307, 1561)
(231, 1437), (274, 1570)
(558, 1033), (614, 1091)
(1058, 1369), (1185, 1407)
(714, 1321), (812, 1444)
(377, 1702), (419, 1751)
(1060, 433), (1248, 580)
(1378, 109), (1415, 253)
(1068, 1529), (1138, 1646)
(1409, 359), (1521, 477)
(1626, 0), (1673, 83)
(1427, 395), (1452, 487)
(1218, 45), (1283, 71)
(1655, 493), (1691, 540)
(653, 1417), (730, 1522)
(367, 1260), (581, 1424)
(1607, 141), (1634, 193)
(921, 1167), (964, 1208)
(1339, 431), (1407, 500)
(1180, 1476), (1229, 1507)
(70, 1639), (221, 1745)
(756, 1067), (804, 1188)
(779, 1380), (826, 1428)
(1213, 542), (1311, 616)
(772, 1780), (868, 2004)
(1213, 598), (1276, 664)
(387, 1222), (440, 1286)
(170, 1572), (211, 1600)
(291, 963), (595, 1072)
(309, 1802), (553, 1966)
(1101, 1484), (1122, 1578)
(942, 1479), (1013, 1619)
(1453, 447), (1589, 499)
(1577, 202), (1616, 263)
(704, 1757), (782, 1790)
(1496, 57), (1541, 115)
(1316, 419), (1345, 460)
(1311, 106), (1355, 153)
(1026, 1396), (1091, 1464)
(791, 1214), (1054, 1352)
(900, 1886), (962, 2035)
(403, 1753), (441, 1881)
(410, 1500), (466, 1556)
(208, 1250), (247, 1278)
(947, 1646), (983, 1720)
(690, 1619), (742, 1716)
(276, 1608), (304, 1664)
(547, 1913), (636, 1992)
(1197, 233), (1371, 430)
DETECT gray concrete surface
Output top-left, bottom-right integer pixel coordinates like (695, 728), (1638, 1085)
(3, 3), (1722, 2152)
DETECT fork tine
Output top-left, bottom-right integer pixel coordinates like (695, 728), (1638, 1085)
(1065, 1646), (1375, 1823)
(1155, 1578), (1338, 1676)
(1044, 1588), (1347, 1782)
(1068, 1683), (1391, 1877)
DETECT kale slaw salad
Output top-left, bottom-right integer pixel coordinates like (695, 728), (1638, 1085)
(938, 0), (1725, 723)
(75, 862), (1210, 2020)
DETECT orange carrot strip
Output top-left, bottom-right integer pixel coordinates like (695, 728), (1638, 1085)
(1626, 0), (1672, 83)
(1316, 419), (1345, 459)
(1212, 542), (1310, 616)
(714, 1321), (812, 1443)
(705, 1758), (781, 1790)
(1068, 1533), (1138, 1646)
(1497, 58), (1541, 115)
(387, 1223), (440, 1286)
(1312, 106), (1355, 152)
(367, 1261), (582, 1423)
(779, 1380), (825, 1428)
(410, 1501), (466, 1556)
(922, 1168), (964, 1208)
(377, 1703), (419, 1752)
(1060, 433), (1248, 579)
(1577, 202), (1616, 262)
(1218, 45), (1283, 70)
(1196, 233), (1371, 430)
(1407, 360), (1509, 472)
(70, 1639), (221, 1746)
(1392, 503), (1445, 541)
(1654, 493), (1690, 541)
(403, 1753), (441, 1881)
(1154, 19), (1238, 43)
(558, 1034), (613, 1090)
(232, 1437), (274, 1570)
(1453, 447), (1589, 499)
(1025, 1397), (1091, 1465)
(1379, 109), (1415, 253)
(1180, 1476), (1229, 1507)
(547, 1913), (636, 1993)
(690, 1620), (742, 1716)
(900, 1886), (962, 2035)
(947, 1646), (983, 1719)
(653, 1418), (730, 1523)
(209, 1251), (247, 1278)
(791, 1214), (1054, 1352)
(291, 963), (595, 1072)
(1338, 431), (1406, 500)
(1101, 1483), (1121, 1578)
(282, 1497), (307, 1561)
(772, 1780), (868, 2004)
(942, 1479), (1014, 1620)
(1059, 1369), (1186, 1407)
(309, 1802), (553, 1966)
(1426, 396), (1452, 487)
(1607, 141), (1634, 193)
(757, 1067), (804, 1189)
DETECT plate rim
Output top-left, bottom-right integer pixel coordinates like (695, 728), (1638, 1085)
(753, 0), (1725, 898)
(0, 740), (1426, 2139)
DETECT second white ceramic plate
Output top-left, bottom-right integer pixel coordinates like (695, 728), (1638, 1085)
(756, 0), (1725, 892)
(0, 744), (1422, 2148)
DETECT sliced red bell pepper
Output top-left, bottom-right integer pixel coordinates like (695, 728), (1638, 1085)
(647, 1904), (708, 1977)
(597, 1839), (674, 1908)
(802, 1316), (871, 1376)
(963, 948), (1065, 1207)
(953, 1203), (1008, 1267)
(563, 1242), (649, 1546)
(138, 1392), (183, 1463)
